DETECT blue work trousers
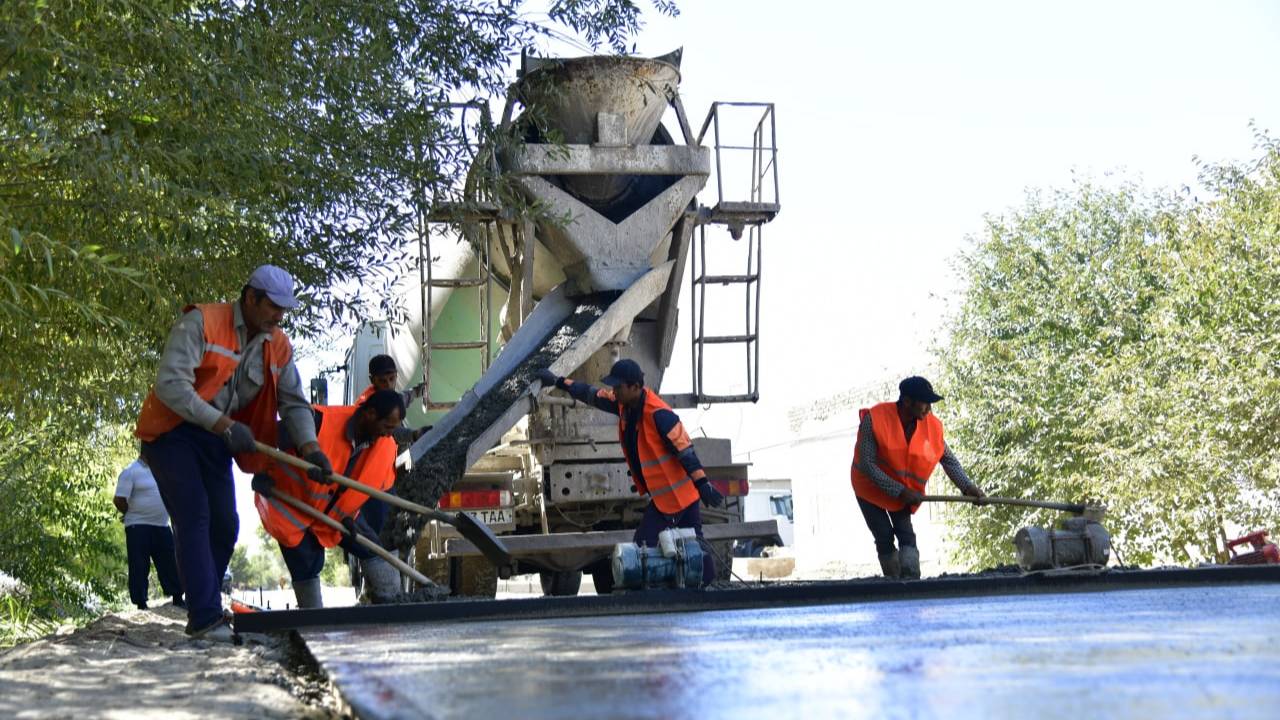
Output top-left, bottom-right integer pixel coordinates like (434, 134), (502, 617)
(141, 423), (238, 631)
(633, 500), (716, 585)
(124, 524), (183, 607)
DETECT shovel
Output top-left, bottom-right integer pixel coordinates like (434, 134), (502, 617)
(922, 494), (1106, 521)
(251, 474), (434, 588)
(253, 441), (515, 573)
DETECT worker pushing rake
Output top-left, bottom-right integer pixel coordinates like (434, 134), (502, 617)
(851, 376), (1108, 579)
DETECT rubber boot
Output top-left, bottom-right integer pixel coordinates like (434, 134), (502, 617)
(360, 556), (402, 603)
(900, 546), (921, 580)
(293, 577), (324, 609)
(878, 550), (901, 579)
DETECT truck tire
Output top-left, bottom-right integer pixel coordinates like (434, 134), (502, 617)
(708, 540), (734, 583)
(453, 557), (498, 598)
(590, 566), (615, 595)
(539, 571), (582, 597)
(416, 555), (450, 590)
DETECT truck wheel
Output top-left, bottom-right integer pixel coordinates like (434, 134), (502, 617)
(416, 555), (450, 589)
(590, 566), (615, 595)
(453, 557), (498, 598)
(709, 540), (734, 582)
(539, 571), (582, 597)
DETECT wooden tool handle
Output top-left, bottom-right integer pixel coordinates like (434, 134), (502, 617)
(254, 441), (451, 524)
(262, 483), (433, 588)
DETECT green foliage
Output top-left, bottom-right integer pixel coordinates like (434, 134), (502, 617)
(0, 0), (672, 628)
(228, 543), (289, 591)
(319, 547), (352, 588)
(936, 133), (1280, 568)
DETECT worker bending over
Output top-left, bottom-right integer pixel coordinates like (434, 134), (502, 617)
(136, 265), (332, 641)
(538, 359), (725, 586)
(253, 390), (408, 608)
(851, 376), (986, 579)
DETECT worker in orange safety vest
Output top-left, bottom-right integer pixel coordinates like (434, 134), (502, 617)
(136, 265), (332, 641)
(851, 376), (986, 579)
(537, 359), (725, 588)
(253, 389), (409, 608)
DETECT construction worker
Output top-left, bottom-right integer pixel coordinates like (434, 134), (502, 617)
(352, 354), (428, 538)
(253, 390), (408, 608)
(113, 454), (184, 611)
(355, 353), (424, 407)
(537, 359), (725, 585)
(850, 376), (986, 579)
(135, 265), (332, 641)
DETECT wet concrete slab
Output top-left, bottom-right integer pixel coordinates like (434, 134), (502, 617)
(301, 583), (1280, 719)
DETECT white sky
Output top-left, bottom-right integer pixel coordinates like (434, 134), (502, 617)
(268, 0), (1280, 549)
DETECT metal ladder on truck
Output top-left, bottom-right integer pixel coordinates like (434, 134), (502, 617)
(690, 101), (781, 403)
(417, 206), (513, 412)
(411, 102), (511, 413)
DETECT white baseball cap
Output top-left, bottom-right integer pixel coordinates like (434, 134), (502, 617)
(246, 264), (299, 309)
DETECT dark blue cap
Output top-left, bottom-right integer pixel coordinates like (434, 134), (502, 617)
(899, 376), (943, 403)
(601, 359), (644, 387)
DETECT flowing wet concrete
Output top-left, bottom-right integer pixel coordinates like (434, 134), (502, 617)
(301, 583), (1280, 719)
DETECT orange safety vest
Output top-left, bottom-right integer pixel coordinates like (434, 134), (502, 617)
(135, 303), (292, 473)
(254, 404), (398, 548)
(355, 384), (375, 405)
(613, 388), (702, 515)
(850, 401), (946, 514)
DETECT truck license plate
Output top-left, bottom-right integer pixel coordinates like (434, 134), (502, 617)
(465, 508), (512, 525)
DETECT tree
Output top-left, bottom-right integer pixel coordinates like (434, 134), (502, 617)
(935, 133), (1280, 569)
(0, 0), (676, 634)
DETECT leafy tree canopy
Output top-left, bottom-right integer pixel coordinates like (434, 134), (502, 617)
(0, 0), (675, 633)
(937, 131), (1280, 569)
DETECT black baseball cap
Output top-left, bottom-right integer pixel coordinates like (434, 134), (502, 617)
(368, 354), (397, 376)
(899, 376), (943, 403)
(601, 359), (644, 387)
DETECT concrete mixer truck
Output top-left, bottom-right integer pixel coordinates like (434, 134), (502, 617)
(342, 49), (781, 597)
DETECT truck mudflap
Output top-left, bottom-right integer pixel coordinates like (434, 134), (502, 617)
(443, 519), (781, 571)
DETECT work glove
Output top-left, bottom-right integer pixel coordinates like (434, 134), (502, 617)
(250, 473), (274, 495)
(535, 368), (561, 388)
(899, 488), (925, 507)
(304, 449), (335, 484)
(221, 421), (257, 455)
(695, 479), (724, 508)
(962, 485), (988, 506)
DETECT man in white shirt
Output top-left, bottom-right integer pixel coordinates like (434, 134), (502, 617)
(114, 456), (184, 610)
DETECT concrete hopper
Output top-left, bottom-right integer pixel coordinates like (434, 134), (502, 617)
(516, 51), (683, 208)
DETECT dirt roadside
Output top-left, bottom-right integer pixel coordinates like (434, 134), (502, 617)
(0, 603), (346, 719)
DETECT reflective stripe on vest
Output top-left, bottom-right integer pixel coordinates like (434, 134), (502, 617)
(135, 302), (293, 475)
(617, 390), (702, 515)
(850, 401), (946, 514)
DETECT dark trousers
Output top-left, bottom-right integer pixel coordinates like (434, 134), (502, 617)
(124, 524), (183, 607)
(141, 423), (237, 630)
(634, 500), (716, 585)
(857, 496), (917, 555)
(279, 514), (377, 583)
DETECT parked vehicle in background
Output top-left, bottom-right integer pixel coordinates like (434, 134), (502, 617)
(736, 478), (793, 558)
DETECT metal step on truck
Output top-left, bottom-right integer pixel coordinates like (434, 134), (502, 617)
(340, 48), (783, 597)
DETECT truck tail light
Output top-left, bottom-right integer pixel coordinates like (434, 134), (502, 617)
(710, 479), (749, 497)
(438, 490), (512, 509)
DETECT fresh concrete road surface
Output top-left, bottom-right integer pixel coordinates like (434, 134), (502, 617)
(302, 583), (1280, 719)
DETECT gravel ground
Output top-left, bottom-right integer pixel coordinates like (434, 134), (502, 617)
(0, 602), (346, 719)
